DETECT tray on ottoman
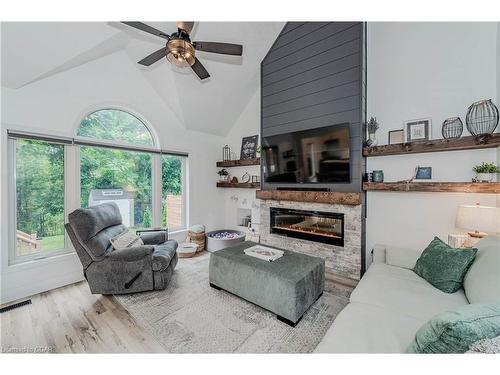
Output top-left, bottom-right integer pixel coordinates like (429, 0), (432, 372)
(209, 241), (325, 326)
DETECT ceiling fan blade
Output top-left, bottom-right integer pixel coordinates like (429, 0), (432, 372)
(190, 58), (210, 80)
(138, 47), (167, 66)
(193, 41), (243, 56)
(177, 21), (195, 35)
(122, 22), (170, 39)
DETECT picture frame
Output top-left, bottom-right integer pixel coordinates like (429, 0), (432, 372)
(404, 118), (432, 142)
(415, 166), (432, 180)
(240, 135), (259, 160)
(388, 129), (404, 144)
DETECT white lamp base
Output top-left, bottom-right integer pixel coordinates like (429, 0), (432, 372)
(448, 233), (482, 248)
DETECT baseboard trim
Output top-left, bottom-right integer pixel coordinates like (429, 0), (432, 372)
(325, 269), (359, 288)
(1, 271), (84, 305)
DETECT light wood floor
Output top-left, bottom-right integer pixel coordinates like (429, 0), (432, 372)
(0, 281), (165, 353)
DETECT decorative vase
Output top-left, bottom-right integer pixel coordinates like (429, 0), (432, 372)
(466, 99), (499, 136)
(366, 133), (378, 147)
(442, 117), (463, 139)
(222, 145), (231, 161)
(476, 173), (495, 183)
(372, 170), (384, 183)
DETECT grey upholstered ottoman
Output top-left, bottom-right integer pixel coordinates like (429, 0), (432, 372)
(209, 241), (325, 326)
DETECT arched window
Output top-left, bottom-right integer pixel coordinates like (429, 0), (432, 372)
(76, 108), (185, 231)
(77, 109), (155, 147)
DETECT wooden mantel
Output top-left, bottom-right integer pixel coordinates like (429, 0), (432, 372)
(363, 133), (500, 157)
(363, 182), (500, 194)
(256, 190), (362, 206)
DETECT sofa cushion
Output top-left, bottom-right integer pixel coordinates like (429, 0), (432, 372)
(463, 236), (500, 304)
(350, 263), (469, 322)
(386, 246), (422, 269)
(413, 237), (477, 293)
(315, 302), (424, 353)
(406, 303), (500, 353)
(152, 240), (178, 271)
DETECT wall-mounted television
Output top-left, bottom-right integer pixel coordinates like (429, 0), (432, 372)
(262, 123), (350, 185)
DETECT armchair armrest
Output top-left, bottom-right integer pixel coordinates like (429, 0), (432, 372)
(107, 245), (154, 262)
(136, 228), (168, 245)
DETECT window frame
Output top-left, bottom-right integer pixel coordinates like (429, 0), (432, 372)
(76, 108), (157, 150)
(160, 154), (188, 232)
(8, 138), (73, 265)
(7, 109), (188, 266)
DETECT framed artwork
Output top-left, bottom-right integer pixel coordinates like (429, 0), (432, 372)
(404, 118), (432, 142)
(415, 166), (432, 180)
(240, 135), (259, 160)
(388, 129), (404, 144)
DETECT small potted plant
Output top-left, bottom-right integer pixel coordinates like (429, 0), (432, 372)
(217, 168), (230, 182)
(473, 162), (499, 182)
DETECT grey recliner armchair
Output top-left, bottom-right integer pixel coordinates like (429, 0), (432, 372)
(65, 202), (178, 294)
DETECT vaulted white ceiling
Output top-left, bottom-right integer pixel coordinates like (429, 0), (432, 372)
(1, 21), (284, 135)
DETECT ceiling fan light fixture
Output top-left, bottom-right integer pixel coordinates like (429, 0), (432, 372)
(166, 38), (195, 67)
(123, 21), (243, 80)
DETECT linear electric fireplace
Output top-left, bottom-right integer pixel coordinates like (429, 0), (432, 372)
(270, 207), (344, 246)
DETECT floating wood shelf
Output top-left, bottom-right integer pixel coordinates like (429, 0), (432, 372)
(216, 158), (260, 167)
(363, 182), (500, 194)
(363, 134), (500, 157)
(217, 182), (260, 189)
(256, 190), (362, 206)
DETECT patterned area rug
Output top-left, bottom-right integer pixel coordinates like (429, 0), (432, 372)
(115, 252), (348, 353)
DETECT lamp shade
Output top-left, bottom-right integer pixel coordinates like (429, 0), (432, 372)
(456, 204), (500, 233)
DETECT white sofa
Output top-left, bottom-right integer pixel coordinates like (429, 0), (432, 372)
(315, 235), (500, 353)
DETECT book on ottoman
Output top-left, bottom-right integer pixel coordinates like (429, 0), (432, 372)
(244, 245), (284, 262)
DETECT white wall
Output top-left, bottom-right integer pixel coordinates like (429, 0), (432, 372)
(366, 22), (500, 255)
(221, 90), (261, 231)
(1, 50), (226, 303)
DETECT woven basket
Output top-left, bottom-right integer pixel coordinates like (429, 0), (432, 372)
(187, 231), (206, 252)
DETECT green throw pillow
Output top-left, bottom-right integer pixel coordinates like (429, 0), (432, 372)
(406, 303), (500, 353)
(413, 237), (477, 293)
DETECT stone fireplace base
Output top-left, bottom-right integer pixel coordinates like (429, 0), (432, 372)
(259, 196), (363, 284)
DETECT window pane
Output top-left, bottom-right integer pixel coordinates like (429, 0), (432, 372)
(15, 140), (65, 257)
(78, 109), (154, 147)
(80, 146), (152, 230)
(162, 155), (184, 230)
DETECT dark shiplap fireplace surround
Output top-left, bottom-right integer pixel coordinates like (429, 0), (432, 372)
(257, 22), (367, 286)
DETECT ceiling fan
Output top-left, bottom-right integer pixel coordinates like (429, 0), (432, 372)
(122, 21), (243, 80)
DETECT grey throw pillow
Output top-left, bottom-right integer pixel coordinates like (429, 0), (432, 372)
(413, 237), (477, 293)
(467, 335), (500, 354)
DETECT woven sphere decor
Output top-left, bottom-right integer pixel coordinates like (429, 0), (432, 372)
(465, 99), (499, 136)
(441, 117), (463, 139)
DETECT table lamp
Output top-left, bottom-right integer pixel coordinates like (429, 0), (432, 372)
(456, 203), (500, 238)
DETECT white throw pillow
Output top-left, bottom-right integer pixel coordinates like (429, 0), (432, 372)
(110, 231), (144, 250)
